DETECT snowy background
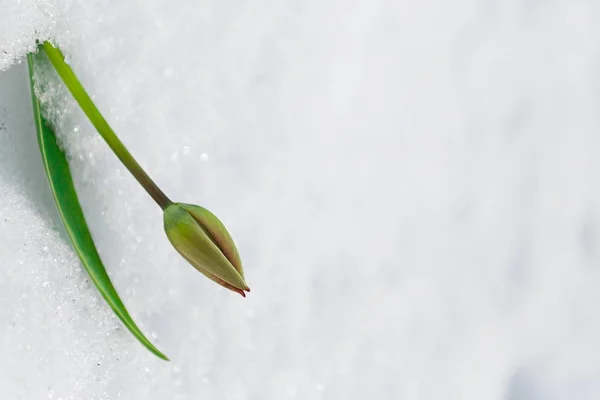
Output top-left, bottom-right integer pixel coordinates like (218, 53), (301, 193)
(1, 0), (600, 399)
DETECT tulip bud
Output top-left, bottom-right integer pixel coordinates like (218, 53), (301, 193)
(164, 203), (250, 296)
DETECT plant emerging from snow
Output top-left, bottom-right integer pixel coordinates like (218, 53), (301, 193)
(28, 41), (249, 360)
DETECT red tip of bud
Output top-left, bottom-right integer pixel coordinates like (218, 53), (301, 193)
(231, 287), (248, 297)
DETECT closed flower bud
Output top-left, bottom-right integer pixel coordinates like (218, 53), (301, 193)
(164, 203), (250, 296)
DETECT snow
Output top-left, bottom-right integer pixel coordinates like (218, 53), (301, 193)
(1, 0), (600, 399)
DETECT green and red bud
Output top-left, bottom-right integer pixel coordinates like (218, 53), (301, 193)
(163, 203), (249, 297)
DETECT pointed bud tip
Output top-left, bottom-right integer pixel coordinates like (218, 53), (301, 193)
(233, 287), (249, 297)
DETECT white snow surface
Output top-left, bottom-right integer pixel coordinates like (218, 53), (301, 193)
(1, 1), (600, 399)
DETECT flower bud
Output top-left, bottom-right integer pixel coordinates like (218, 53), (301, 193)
(164, 203), (249, 296)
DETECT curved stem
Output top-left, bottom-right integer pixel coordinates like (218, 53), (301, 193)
(41, 41), (172, 210)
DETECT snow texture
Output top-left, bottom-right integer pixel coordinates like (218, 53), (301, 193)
(1, 0), (600, 399)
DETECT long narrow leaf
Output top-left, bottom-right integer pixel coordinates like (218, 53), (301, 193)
(26, 51), (168, 361)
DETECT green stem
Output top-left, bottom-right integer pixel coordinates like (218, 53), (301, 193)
(41, 41), (172, 210)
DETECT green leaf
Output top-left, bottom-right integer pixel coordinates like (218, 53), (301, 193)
(27, 51), (168, 361)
